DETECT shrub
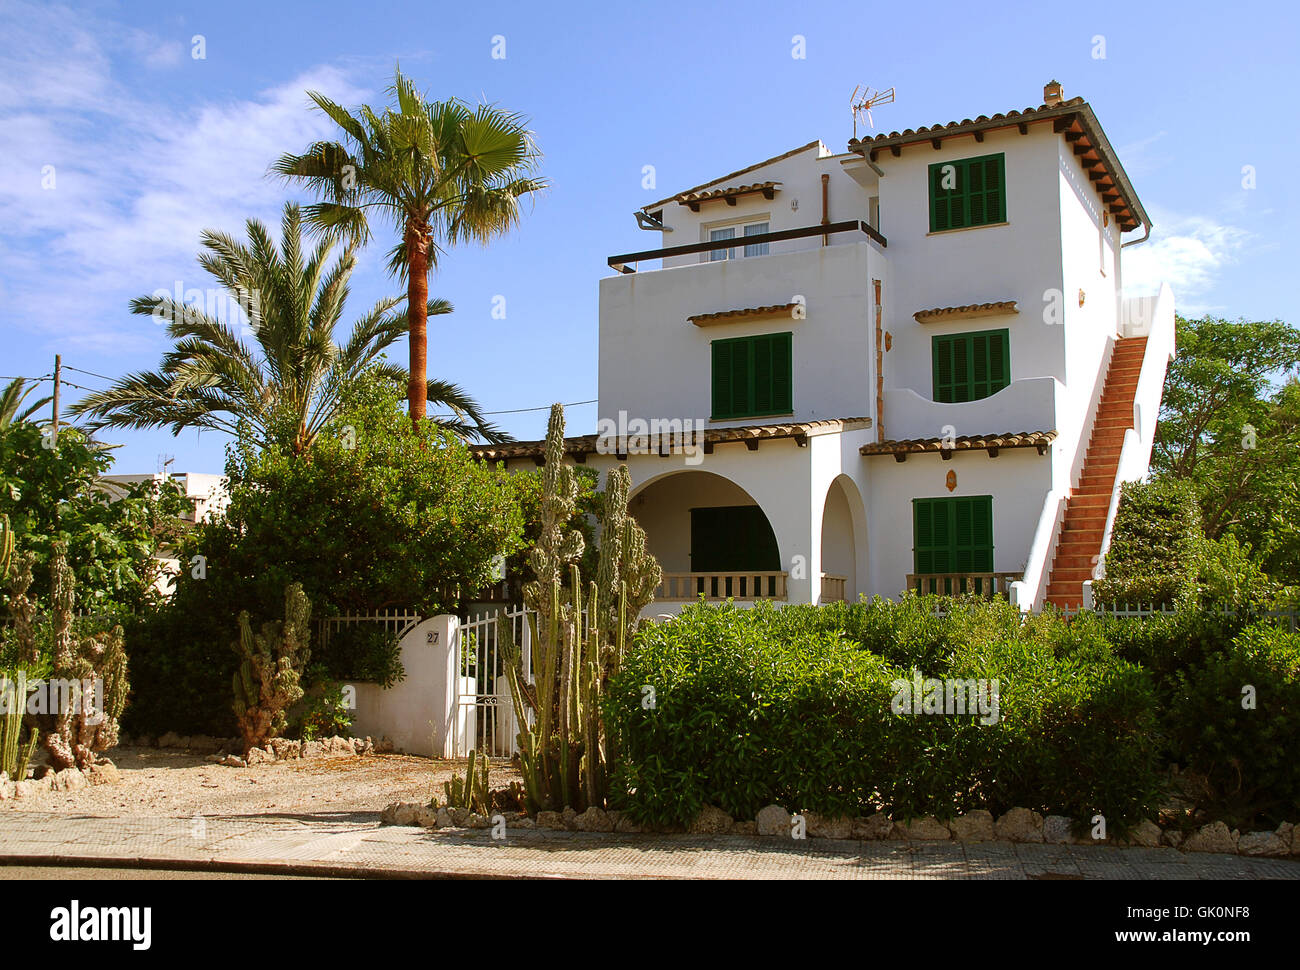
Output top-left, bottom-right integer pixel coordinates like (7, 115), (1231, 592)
(1162, 620), (1300, 827)
(1095, 479), (1203, 608)
(314, 626), (405, 689)
(606, 600), (1161, 830)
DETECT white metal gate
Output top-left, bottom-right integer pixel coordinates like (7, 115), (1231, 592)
(451, 607), (533, 757)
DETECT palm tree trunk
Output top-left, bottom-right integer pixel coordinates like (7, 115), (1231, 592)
(405, 218), (432, 426)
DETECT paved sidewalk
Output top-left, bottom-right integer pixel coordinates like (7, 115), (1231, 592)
(1, 812), (1297, 879)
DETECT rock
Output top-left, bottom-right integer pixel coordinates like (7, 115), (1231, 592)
(1276, 822), (1298, 856)
(561, 806), (580, 831)
(995, 808), (1045, 843)
(352, 737), (374, 757)
(220, 755), (245, 768)
(689, 804), (734, 835)
(245, 746), (276, 766)
(325, 736), (356, 757)
(13, 781), (36, 799)
(756, 804), (791, 837)
(537, 811), (565, 830)
(852, 813), (895, 840)
(435, 808), (453, 828)
(268, 738), (301, 760)
(799, 812), (850, 839)
(135, 735), (154, 748)
(301, 740), (325, 759)
(157, 731), (186, 749)
(614, 813), (643, 834)
(1183, 821), (1237, 854)
(373, 737), (395, 754)
(576, 806), (614, 832)
(84, 762), (120, 786)
(204, 754), (223, 763)
(53, 768), (87, 792)
(950, 810), (995, 842)
(1162, 829), (1184, 849)
(0, 781), (12, 801)
(467, 813), (491, 829)
(450, 807), (471, 827)
(513, 816), (536, 829)
(894, 816), (951, 841)
(1238, 831), (1289, 857)
(732, 820), (757, 836)
(1042, 815), (1075, 844)
(1126, 820), (1163, 848)
(381, 801), (424, 826)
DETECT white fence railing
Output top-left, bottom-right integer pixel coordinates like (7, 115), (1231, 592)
(316, 609), (422, 651)
(452, 607), (534, 758)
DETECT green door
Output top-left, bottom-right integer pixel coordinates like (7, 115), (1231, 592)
(690, 505), (781, 597)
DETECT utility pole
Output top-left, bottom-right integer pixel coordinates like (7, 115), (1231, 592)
(51, 354), (61, 447)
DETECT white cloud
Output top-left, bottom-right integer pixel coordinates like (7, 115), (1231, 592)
(0, 1), (372, 354)
(1122, 212), (1251, 314)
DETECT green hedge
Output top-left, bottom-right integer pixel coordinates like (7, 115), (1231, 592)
(1095, 479), (1203, 607)
(605, 598), (1162, 830)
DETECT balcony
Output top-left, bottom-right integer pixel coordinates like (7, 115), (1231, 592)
(821, 573), (848, 602)
(607, 220), (886, 274)
(656, 571), (788, 601)
(906, 572), (1021, 598)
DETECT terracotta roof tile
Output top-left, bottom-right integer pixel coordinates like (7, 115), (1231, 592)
(913, 301), (1018, 324)
(688, 303), (800, 327)
(860, 430), (1057, 458)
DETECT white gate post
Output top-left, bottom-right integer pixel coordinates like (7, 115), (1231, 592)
(426, 614), (460, 758)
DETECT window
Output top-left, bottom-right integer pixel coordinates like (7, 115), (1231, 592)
(709, 227), (735, 261)
(913, 496), (994, 575)
(690, 506), (780, 572)
(932, 329), (1010, 403)
(707, 220), (769, 261)
(929, 153), (1006, 232)
(711, 332), (792, 419)
(743, 222), (769, 257)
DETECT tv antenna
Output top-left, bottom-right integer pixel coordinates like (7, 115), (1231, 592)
(158, 453), (175, 476)
(851, 85), (895, 139)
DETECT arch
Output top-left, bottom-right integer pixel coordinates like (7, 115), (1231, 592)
(820, 473), (868, 601)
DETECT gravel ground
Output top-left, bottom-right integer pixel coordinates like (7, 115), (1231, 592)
(2, 746), (521, 818)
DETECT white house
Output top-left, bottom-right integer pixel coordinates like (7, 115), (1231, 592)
(475, 81), (1175, 613)
(99, 471), (229, 596)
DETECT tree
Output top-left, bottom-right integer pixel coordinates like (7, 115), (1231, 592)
(69, 202), (504, 452)
(1151, 315), (1300, 583)
(0, 420), (187, 615)
(273, 68), (546, 424)
(0, 379), (51, 432)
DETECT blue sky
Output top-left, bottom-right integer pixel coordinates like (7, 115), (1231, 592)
(1, 0), (1294, 473)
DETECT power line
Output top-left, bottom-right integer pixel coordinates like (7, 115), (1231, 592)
(64, 365), (116, 382)
(429, 398), (597, 419)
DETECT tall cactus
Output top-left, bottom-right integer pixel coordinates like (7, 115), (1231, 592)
(231, 583), (312, 753)
(40, 541), (130, 771)
(0, 514), (13, 582)
(1, 669), (37, 782)
(500, 404), (661, 813)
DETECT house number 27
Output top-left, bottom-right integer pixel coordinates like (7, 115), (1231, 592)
(427, 632), (439, 644)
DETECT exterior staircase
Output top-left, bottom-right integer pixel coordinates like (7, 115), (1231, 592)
(1044, 336), (1148, 609)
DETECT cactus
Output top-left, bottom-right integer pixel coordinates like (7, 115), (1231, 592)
(38, 541), (130, 771)
(0, 514), (13, 582)
(443, 748), (492, 814)
(1, 669), (37, 782)
(499, 404), (661, 813)
(231, 583), (312, 753)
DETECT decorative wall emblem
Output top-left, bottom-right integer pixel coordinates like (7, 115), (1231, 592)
(945, 470), (957, 492)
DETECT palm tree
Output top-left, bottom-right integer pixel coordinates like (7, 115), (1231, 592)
(69, 203), (504, 453)
(273, 68), (546, 424)
(0, 379), (52, 433)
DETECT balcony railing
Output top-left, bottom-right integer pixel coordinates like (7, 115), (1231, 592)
(906, 572), (1021, 599)
(608, 220), (887, 274)
(656, 571), (788, 601)
(821, 574), (848, 602)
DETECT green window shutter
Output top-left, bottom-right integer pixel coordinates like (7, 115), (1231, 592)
(929, 154), (1005, 232)
(712, 340), (733, 418)
(914, 496), (994, 576)
(711, 332), (793, 419)
(771, 332), (792, 413)
(691, 506), (780, 572)
(932, 329), (1011, 403)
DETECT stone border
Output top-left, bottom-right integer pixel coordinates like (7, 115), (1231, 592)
(115, 732), (398, 766)
(378, 800), (1300, 860)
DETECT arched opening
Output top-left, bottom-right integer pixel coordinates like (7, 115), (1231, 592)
(630, 470), (784, 601)
(820, 475), (865, 602)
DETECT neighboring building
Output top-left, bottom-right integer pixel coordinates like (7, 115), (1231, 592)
(475, 81), (1175, 613)
(99, 472), (228, 596)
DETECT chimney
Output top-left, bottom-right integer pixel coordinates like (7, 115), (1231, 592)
(1043, 80), (1064, 107)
